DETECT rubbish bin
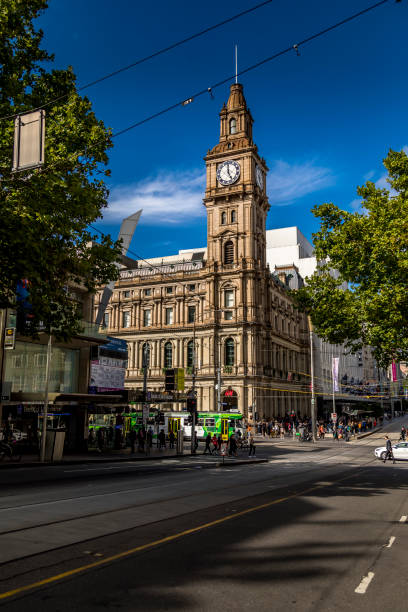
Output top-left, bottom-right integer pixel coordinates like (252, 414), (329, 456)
(44, 429), (66, 461)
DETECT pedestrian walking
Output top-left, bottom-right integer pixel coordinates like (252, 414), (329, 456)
(137, 427), (145, 453)
(248, 432), (256, 457)
(169, 430), (176, 449)
(229, 434), (237, 457)
(400, 426), (406, 441)
(383, 436), (395, 464)
(129, 428), (137, 454)
(158, 428), (166, 450)
(96, 428), (104, 453)
(204, 433), (213, 454)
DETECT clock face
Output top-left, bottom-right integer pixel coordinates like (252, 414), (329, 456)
(255, 165), (264, 190)
(216, 160), (240, 186)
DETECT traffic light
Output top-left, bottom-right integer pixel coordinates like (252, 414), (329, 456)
(165, 368), (175, 391)
(187, 397), (197, 413)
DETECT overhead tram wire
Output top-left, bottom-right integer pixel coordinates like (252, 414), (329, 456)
(0, 0), (276, 122)
(111, 0), (393, 138)
(0, 0), (398, 151)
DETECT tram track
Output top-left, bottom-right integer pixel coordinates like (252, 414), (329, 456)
(0, 452), (379, 567)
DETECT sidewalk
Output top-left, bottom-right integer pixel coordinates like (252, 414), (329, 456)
(0, 446), (181, 468)
(0, 445), (267, 469)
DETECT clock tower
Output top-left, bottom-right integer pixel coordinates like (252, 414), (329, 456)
(204, 82), (269, 269)
(202, 82), (273, 414)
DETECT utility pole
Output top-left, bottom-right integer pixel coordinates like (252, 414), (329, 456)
(40, 331), (52, 462)
(190, 318), (197, 454)
(307, 316), (317, 442)
(142, 343), (148, 427)
(217, 337), (222, 412)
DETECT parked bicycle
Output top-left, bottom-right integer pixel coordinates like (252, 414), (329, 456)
(0, 439), (22, 462)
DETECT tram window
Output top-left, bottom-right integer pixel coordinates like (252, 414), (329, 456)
(205, 418), (215, 427)
(197, 418), (205, 426)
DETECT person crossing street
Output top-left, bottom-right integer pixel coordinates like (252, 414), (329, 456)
(383, 436), (395, 464)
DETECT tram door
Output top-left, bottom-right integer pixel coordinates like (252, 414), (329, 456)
(168, 417), (181, 436)
(221, 418), (229, 442)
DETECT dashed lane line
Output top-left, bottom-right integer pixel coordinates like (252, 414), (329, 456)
(355, 572), (375, 594)
(385, 536), (396, 548)
(399, 515), (407, 522)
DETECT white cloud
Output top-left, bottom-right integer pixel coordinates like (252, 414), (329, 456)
(103, 169), (206, 225)
(349, 198), (363, 211)
(266, 160), (334, 206)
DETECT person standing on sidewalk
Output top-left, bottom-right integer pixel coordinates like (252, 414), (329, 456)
(158, 429), (166, 450)
(248, 432), (256, 457)
(129, 428), (136, 454)
(383, 436), (395, 463)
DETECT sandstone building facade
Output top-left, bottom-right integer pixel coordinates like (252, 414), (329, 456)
(95, 84), (310, 419)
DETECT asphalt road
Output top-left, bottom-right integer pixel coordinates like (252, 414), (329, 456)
(0, 419), (407, 611)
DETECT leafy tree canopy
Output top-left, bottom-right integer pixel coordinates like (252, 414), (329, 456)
(0, 0), (122, 339)
(294, 149), (408, 368)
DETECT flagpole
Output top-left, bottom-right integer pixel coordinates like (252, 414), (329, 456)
(332, 357), (337, 417)
(235, 45), (238, 84)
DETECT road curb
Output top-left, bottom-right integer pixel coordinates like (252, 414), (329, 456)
(0, 452), (196, 469)
(0, 454), (268, 470)
(356, 427), (383, 440)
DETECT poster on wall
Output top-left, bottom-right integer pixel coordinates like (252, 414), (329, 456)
(89, 337), (128, 393)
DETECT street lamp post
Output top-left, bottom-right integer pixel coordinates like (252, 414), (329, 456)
(307, 316), (317, 442)
(40, 331), (52, 462)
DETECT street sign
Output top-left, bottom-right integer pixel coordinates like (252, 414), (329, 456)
(142, 404), (149, 424)
(4, 327), (16, 350)
(13, 110), (45, 171)
(331, 413), (337, 422)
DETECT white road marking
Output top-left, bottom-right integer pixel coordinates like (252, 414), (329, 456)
(399, 515), (407, 522)
(386, 536), (396, 548)
(355, 572), (375, 594)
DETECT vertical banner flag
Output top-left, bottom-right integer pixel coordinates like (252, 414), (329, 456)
(332, 357), (339, 392)
(392, 360), (397, 382)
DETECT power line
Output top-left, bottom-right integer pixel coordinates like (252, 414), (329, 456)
(111, 0), (393, 138)
(0, 0), (275, 122)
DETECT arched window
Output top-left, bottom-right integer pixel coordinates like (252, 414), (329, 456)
(224, 240), (234, 264)
(231, 210), (236, 223)
(230, 118), (237, 134)
(221, 211), (226, 225)
(225, 338), (235, 366)
(164, 342), (172, 368)
(142, 342), (150, 367)
(187, 340), (194, 368)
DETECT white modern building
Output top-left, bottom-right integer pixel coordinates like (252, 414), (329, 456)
(265, 226), (380, 413)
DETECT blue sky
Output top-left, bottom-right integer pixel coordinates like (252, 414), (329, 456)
(37, 0), (408, 259)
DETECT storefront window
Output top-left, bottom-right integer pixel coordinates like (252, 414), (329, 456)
(4, 341), (79, 393)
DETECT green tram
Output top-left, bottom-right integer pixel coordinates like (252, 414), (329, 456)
(111, 410), (243, 440)
(89, 410), (244, 441)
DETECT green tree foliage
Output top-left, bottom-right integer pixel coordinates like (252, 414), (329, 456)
(0, 0), (122, 339)
(294, 149), (408, 367)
